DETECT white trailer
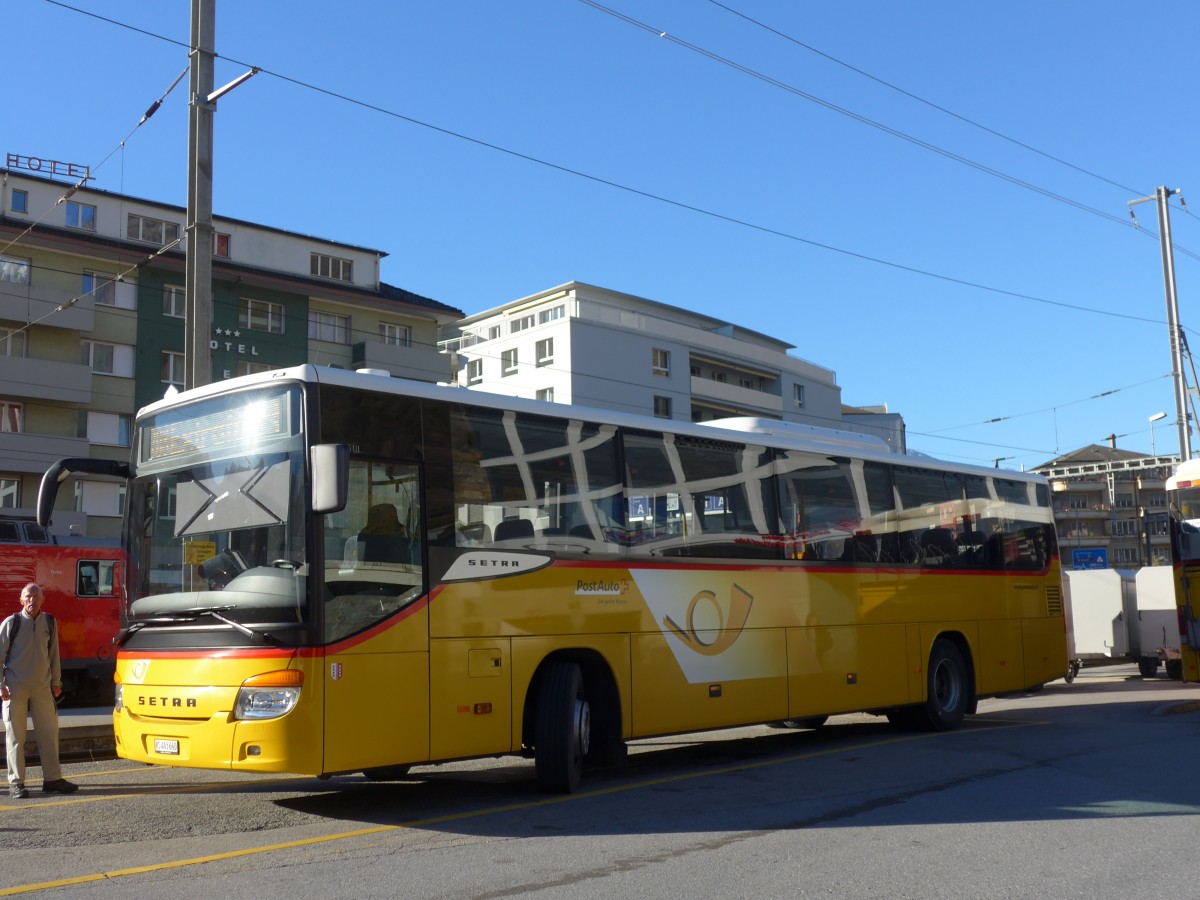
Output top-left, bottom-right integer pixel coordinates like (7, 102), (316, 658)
(1134, 566), (1182, 678)
(1063, 568), (1181, 680)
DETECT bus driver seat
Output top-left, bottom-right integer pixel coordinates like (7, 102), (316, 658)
(358, 503), (412, 564)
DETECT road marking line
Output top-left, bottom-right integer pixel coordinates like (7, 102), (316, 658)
(0, 720), (1039, 896)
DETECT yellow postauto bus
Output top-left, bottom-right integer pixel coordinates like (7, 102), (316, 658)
(1166, 459), (1200, 681)
(39, 365), (1067, 792)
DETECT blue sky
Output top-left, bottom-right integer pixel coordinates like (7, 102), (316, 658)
(8, 1), (1200, 470)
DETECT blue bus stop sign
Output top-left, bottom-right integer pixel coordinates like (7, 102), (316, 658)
(1071, 548), (1108, 569)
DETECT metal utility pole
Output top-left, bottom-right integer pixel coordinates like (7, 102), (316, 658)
(185, 0), (215, 391)
(184, 0), (256, 392)
(1129, 186), (1191, 460)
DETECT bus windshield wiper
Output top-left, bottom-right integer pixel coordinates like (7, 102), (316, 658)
(185, 606), (281, 646)
(114, 615), (193, 647)
(117, 607), (279, 646)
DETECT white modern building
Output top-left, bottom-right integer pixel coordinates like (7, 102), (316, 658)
(441, 282), (905, 450)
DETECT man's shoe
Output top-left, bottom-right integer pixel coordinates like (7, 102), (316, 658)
(41, 778), (78, 795)
(10, 784), (29, 799)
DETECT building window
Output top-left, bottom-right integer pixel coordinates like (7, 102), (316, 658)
(488, 325), (501, 341)
(66, 201), (97, 231)
(536, 337), (554, 366)
(653, 396), (672, 419)
(83, 270), (116, 306)
(127, 213), (180, 245)
(73, 480), (124, 518)
(739, 377), (755, 389)
(379, 322), (411, 347)
(81, 340), (114, 375)
(240, 298), (285, 334)
(0, 477), (18, 508)
(310, 253), (352, 282)
(466, 359), (482, 385)
(163, 285), (185, 318)
(0, 255), (31, 285)
(690, 365), (701, 377)
(793, 384), (805, 408)
(652, 348), (670, 377)
(10, 190), (28, 214)
(1, 400), (22, 433)
(536, 387), (554, 402)
(161, 350), (185, 387)
(538, 305), (564, 324)
(501, 348), (518, 376)
(510, 314), (535, 334)
(237, 361), (272, 377)
(212, 232), (231, 257)
(308, 311), (350, 344)
(77, 411), (131, 447)
(0, 328), (26, 357)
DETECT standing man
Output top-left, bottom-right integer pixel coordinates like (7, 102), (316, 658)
(1, 583), (78, 798)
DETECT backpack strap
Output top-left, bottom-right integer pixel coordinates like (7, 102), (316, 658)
(2, 614), (18, 673)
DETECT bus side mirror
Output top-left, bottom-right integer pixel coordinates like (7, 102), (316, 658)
(38, 457), (131, 528)
(311, 444), (349, 514)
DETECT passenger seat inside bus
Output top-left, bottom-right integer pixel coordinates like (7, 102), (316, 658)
(494, 518), (534, 543)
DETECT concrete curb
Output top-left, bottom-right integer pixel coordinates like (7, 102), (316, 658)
(1152, 698), (1200, 716)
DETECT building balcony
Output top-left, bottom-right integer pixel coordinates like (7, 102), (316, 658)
(1058, 533), (1110, 546)
(0, 431), (90, 474)
(352, 339), (452, 383)
(1053, 505), (1110, 518)
(690, 375), (782, 415)
(1050, 479), (1107, 493)
(0, 355), (92, 404)
(0, 283), (95, 331)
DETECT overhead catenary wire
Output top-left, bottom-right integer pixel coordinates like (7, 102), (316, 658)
(704, 0), (1144, 198)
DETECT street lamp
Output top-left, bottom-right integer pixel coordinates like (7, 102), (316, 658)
(1149, 411), (1168, 456)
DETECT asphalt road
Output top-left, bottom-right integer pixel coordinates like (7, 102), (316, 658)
(2, 663), (1199, 899)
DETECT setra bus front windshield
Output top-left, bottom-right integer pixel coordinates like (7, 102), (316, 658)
(126, 384), (311, 630)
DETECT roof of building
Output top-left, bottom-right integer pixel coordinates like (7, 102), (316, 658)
(0, 215), (463, 319)
(1034, 444), (1148, 470)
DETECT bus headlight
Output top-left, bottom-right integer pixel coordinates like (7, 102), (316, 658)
(114, 684), (123, 712)
(233, 670), (303, 721)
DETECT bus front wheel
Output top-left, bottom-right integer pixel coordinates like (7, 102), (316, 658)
(535, 660), (590, 793)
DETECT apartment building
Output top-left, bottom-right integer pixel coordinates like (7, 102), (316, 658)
(1032, 444), (1176, 569)
(441, 281), (905, 450)
(1, 164), (461, 538)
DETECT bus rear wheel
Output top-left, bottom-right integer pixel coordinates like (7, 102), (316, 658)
(535, 660), (590, 793)
(918, 639), (969, 731)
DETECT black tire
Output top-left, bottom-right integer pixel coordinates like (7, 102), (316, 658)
(915, 639), (969, 731)
(1167, 659), (1183, 680)
(1138, 657), (1161, 678)
(362, 765), (411, 781)
(534, 660), (590, 793)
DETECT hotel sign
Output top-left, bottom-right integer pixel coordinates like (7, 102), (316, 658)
(6, 152), (92, 181)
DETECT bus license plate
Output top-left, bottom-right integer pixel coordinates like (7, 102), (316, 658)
(154, 739), (180, 755)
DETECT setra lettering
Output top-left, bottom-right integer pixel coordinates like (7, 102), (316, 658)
(138, 696), (198, 708)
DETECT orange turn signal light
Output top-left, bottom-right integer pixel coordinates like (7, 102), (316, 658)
(242, 670), (304, 688)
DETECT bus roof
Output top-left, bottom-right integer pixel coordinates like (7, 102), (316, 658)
(138, 365), (1046, 485)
